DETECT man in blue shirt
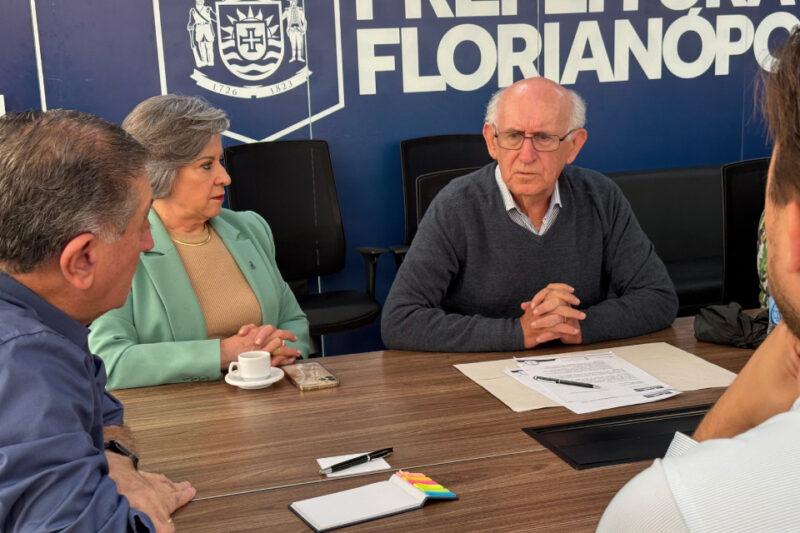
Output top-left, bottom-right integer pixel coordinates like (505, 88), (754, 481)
(0, 110), (195, 531)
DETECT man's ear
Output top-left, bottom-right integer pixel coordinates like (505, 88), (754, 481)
(565, 128), (588, 165)
(482, 122), (498, 161)
(59, 233), (98, 290)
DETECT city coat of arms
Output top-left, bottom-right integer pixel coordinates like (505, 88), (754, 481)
(187, 0), (309, 98)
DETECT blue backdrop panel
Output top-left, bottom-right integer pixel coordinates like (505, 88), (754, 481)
(0, 2), (40, 112)
(34, 0), (161, 123)
(556, 7), (744, 172)
(1, 1), (798, 354)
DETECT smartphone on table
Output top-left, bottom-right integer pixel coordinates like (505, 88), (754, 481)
(283, 362), (339, 391)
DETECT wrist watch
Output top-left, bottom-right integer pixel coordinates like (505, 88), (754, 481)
(104, 440), (139, 470)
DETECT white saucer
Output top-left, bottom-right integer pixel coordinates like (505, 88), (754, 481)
(225, 367), (284, 390)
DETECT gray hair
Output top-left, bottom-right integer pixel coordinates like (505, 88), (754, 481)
(484, 84), (587, 130)
(122, 95), (229, 199)
(0, 110), (147, 274)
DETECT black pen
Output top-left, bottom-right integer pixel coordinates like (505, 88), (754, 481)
(532, 376), (599, 389)
(319, 448), (394, 475)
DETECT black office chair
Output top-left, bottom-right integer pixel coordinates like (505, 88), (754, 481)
(610, 166), (724, 316)
(721, 157), (770, 309)
(416, 167), (480, 223)
(224, 140), (386, 350)
(393, 134), (493, 265)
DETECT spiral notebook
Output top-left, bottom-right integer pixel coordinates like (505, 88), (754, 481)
(289, 471), (457, 532)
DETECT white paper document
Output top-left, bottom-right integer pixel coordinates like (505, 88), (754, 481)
(508, 351), (680, 414)
(291, 474), (426, 532)
(316, 453), (391, 478)
(454, 343), (735, 413)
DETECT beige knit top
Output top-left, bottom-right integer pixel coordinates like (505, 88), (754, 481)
(172, 226), (262, 339)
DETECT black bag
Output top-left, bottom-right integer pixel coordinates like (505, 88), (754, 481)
(694, 302), (768, 348)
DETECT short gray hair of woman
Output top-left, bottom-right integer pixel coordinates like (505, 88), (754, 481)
(484, 83), (587, 131)
(122, 95), (230, 199)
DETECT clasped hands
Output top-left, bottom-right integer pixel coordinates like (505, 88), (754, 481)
(520, 283), (586, 349)
(220, 324), (300, 369)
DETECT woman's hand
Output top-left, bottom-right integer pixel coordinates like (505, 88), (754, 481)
(220, 324), (300, 369)
(239, 324), (300, 365)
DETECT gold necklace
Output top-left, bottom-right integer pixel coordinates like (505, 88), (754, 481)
(171, 224), (212, 247)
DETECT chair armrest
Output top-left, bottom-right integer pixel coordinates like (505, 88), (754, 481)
(357, 247), (388, 299)
(388, 245), (409, 269)
(357, 247), (388, 256)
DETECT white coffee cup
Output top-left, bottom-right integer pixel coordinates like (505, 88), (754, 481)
(228, 351), (271, 381)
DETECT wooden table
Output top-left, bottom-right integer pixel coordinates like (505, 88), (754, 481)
(115, 317), (752, 531)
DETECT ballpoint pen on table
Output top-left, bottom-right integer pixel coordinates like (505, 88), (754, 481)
(319, 448), (394, 475)
(532, 376), (600, 389)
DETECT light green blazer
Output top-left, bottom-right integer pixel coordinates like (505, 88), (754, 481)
(89, 208), (310, 390)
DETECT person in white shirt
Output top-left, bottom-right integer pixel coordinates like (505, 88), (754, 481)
(599, 27), (800, 533)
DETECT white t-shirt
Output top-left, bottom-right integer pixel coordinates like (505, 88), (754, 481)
(597, 397), (800, 532)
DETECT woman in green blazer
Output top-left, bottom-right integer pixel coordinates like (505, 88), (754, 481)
(89, 95), (310, 389)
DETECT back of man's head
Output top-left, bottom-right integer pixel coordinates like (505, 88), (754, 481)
(0, 110), (147, 274)
(766, 28), (800, 205)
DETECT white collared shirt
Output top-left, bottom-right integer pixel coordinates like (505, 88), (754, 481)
(598, 396), (800, 532)
(494, 166), (561, 236)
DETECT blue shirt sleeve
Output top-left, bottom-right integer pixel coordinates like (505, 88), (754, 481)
(0, 331), (154, 532)
(94, 354), (125, 426)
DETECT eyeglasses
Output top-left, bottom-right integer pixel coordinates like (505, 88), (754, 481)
(493, 125), (578, 152)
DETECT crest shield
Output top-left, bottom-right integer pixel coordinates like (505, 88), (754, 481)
(235, 21), (267, 61)
(157, 0), (342, 139)
(216, 1), (284, 81)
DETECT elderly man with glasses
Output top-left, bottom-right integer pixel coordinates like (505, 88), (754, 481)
(382, 77), (677, 352)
